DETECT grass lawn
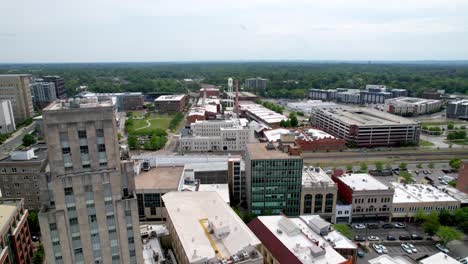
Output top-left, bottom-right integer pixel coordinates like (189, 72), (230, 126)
(419, 139), (435, 147)
(448, 138), (468, 145)
(132, 113), (174, 132)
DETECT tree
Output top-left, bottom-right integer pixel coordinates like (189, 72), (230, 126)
(439, 209), (453, 226)
(449, 159), (462, 170)
(416, 163), (422, 169)
(428, 162), (435, 169)
(280, 119), (287, 127)
(437, 226), (462, 246)
(414, 209), (427, 224)
(127, 135), (139, 149)
(333, 224), (354, 240)
(346, 164), (353, 172)
(359, 162), (368, 173)
(22, 134), (36, 147)
(374, 161), (384, 171)
(32, 244), (44, 264)
(399, 162), (408, 170)
(400, 171), (413, 183)
(28, 211), (40, 235)
(423, 211), (441, 236)
(385, 162), (392, 170)
(290, 116), (298, 127)
(447, 123), (454, 130)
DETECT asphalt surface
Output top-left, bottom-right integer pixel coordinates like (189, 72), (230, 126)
(0, 122), (36, 157)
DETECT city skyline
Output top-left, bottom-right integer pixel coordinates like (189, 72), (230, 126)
(1, 0), (468, 63)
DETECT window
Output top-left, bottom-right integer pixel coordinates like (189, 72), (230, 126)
(85, 185), (93, 192)
(50, 223), (57, 230)
(98, 144), (106, 152)
(69, 218), (78, 225)
(314, 194), (323, 213)
(62, 147), (71, 154)
(64, 187), (74, 196)
(11, 168), (17, 173)
(89, 215), (97, 223)
(150, 207), (156, 215)
(80, 146), (89, 154)
(83, 164), (91, 169)
(99, 162), (107, 167)
(96, 129), (104, 137)
(78, 131), (87, 139)
(303, 194), (312, 214)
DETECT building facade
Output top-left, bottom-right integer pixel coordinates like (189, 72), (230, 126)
(447, 100), (468, 119)
(333, 172), (394, 221)
(0, 74), (34, 124)
(179, 119), (255, 152)
(385, 97), (442, 116)
(30, 79), (57, 109)
(38, 99), (143, 264)
(308, 89), (337, 101)
(42, 76), (66, 99)
(0, 144), (48, 210)
(81, 92), (144, 111)
(154, 94), (186, 113)
(312, 106), (420, 147)
(0, 100), (15, 134)
(245, 77), (267, 90)
(246, 143), (303, 216)
(300, 167), (337, 222)
(457, 161), (468, 194)
(0, 198), (34, 264)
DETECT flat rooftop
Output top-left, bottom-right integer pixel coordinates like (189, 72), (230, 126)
(0, 143), (48, 163)
(253, 216), (346, 264)
(154, 94), (185, 101)
(246, 143), (300, 160)
(369, 254), (416, 264)
(302, 167), (335, 187)
(0, 200), (20, 233)
(337, 173), (390, 191)
(387, 97), (440, 105)
(316, 107), (418, 126)
(420, 252), (459, 264)
(135, 166), (184, 191)
(263, 128), (290, 142)
(323, 230), (357, 250)
(44, 98), (114, 111)
(443, 186), (468, 204)
(162, 192), (261, 263)
(392, 183), (458, 204)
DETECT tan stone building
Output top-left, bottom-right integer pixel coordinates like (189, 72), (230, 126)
(0, 74), (34, 123)
(38, 99), (143, 264)
(300, 167), (337, 223)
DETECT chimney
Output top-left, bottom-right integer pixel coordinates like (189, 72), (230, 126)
(235, 79), (239, 115)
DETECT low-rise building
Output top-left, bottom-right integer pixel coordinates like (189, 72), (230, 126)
(239, 102), (288, 128)
(199, 86), (220, 98)
(224, 91), (258, 101)
(336, 89), (361, 104)
(264, 128), (346, 152)
(162, 191), (263, 264)
(312, 106), (420, 147)
(335, 203), (353, 224)
(385, 97), (442, 116)
(248, 215), (350, 264)
(0, 100), (15, 134)
(0, 144), (48, 210)
(332, 172), (394, 221)
(309, 89), (337, 101)
(391, 89), (408, 98)
(286, 100), (338, 114)
(154, 94), (186, 113)
(81, 92), (144, 111)
(0, 198), (34, 264)
(368, 254), (415, 264)
(447, 99), (468, 119)
(179, 118), (255, 152)
(420, 252), (460, 264)
(391, 183), (460, 221)
(301, 167), (337, 222)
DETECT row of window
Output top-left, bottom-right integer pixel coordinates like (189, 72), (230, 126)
(354, 197), (391, 204)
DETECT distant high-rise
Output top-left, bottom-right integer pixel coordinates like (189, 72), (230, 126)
(0, 74), (34, 123)
(39, 99), (143, 264)
(42, 75), (66, 99)
(245, 77), (267, 91)
(31, 78), (57, 109)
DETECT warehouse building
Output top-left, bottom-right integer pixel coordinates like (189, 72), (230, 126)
(385, 97), (442, 116)
(239, 102), (287, 128)
(154, 94), (186, 113)
(311, 106), (420, 147)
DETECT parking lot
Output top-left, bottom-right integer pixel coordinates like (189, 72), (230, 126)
(353, 222), (426, 241)
(358, 242), (440, 264)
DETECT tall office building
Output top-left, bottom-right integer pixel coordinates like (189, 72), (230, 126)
(31, 79), (57, 109)
(38, 99), (143, 264)
(42, 76), (66, 99)
(245, 143), (303, 216)
(0, 100), (16, 134)
(245, 77), (267, 90)
(0, 74), (34, 124)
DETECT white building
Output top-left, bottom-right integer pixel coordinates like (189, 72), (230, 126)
(385, 97), (443, 116)
(179, 118), (255, 152)
(286, 100), (338, 114)
(0, 100), (15, 134)
(162, 191), (263, 264)
(238, 102), (288, 128)
(420, 252), (460, 264)
(391, 183), (460, 220)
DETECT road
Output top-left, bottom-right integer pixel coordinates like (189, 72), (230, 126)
(0, 122), (36, 157)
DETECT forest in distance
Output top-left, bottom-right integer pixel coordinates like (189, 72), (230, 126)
(1, 61), (468, 99)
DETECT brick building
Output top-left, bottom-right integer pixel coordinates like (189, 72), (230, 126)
(457, 161), (468, 194)
(154, 94), (186, 113)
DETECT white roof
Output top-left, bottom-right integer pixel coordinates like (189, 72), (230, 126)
(420, 252), (460, 264)
(154, 94), (185, 101)
(256, 216), (346, 264)
(337, 173), (389, 191)
(323, 230), (357, 250)
(302, 167), (335, 187)
(304, 128), (336, 140)
(263, 128), (290, 142)
(198, 184), (230, 204)
(444, 186), (468, 203)
(162, 192), (261, 263)
(392, 183), (458, 204)
(369, 254), (414, 264)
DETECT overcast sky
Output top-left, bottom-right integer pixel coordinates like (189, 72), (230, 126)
(1, 0), (467, 63)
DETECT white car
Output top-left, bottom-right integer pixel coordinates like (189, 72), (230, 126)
(354, 224), (366, 229)
(394, 223), (406, 228)
(368, 236), (380, 241)
(373, 244), (383, 254)
(407, 243), (417, 253)
(379, 244), (388, 254)
(401, 243), (412, 254)
(435, 244), (450, 254)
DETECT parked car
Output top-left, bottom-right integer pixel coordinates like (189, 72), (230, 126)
(368, 236), (380, 241)
(435, 244), (450, 253)
(357, 250), (365, 258)
(399, 235), (410, 241)
(382, 223), (393, 229)
(379, 244), (388, 254)
(373, 244), (383, 254)
(354, 236), (366, 242)
(367, 223), (379, 229)
(354, 224), (366, 229)
(401, 243), (413, 254)
(394, 222), (406, 228)
(387, 235), (396, 241)
(411, 234), (423, 240)
(407, 243), (417, 253)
